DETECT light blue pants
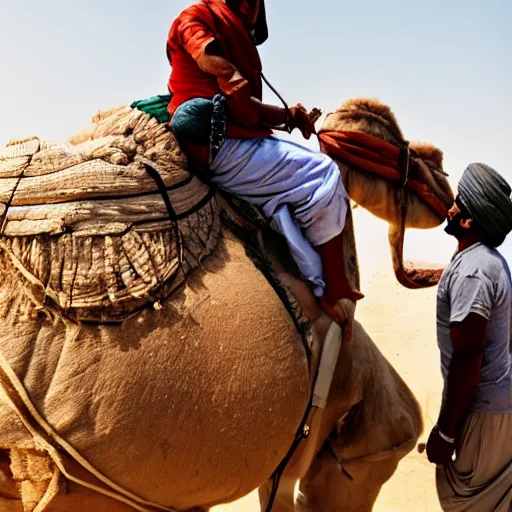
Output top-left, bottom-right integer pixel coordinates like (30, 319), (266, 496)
(210, 136), (349, 296)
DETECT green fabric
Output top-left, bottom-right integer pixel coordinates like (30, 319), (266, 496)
(130, 94), (172, 124)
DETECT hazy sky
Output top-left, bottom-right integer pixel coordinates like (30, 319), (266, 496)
(1, 0), (511, 263)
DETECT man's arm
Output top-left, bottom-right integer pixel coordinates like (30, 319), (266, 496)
(199, 41), (288, 128)
(179, 29), (312, 133)
(437, 312), (487, 438)
(427, 272), (491, 465)
(200, 49), (317, 134)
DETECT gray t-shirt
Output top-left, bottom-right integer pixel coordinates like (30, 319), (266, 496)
(436, 242), (512, 414)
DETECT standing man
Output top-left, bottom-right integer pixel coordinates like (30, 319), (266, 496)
(427, 163), (512, 510)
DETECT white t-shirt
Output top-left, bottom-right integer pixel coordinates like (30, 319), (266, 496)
(436, 242), (512, 414)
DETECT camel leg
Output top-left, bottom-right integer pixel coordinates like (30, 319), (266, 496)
(258, 407), (327, 512)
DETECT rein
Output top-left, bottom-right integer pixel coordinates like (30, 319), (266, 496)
(0, 139), (38, 235)
(397, 142), (411, 249)
(325, 434), (417, 479)
(260, 72), (293, 133)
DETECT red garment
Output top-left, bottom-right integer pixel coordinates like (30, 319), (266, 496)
(167, 0), (272, 139)
(318, 130), (448, 220)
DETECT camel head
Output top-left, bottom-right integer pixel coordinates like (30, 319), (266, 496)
(319, 98), (454, 289)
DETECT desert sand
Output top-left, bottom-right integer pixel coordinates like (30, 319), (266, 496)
(213, 210), (447, 511)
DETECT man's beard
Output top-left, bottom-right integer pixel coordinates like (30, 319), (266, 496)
(444, 212), (466, 238)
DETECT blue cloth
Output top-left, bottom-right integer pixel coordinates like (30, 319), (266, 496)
(170, 95), (227, 165)
(210, 136), (349, 294)
(271, 205), (325, 297)
(436, 242), (512, 414)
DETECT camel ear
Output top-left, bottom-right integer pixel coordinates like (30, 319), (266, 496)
(409, 142), (444, 171)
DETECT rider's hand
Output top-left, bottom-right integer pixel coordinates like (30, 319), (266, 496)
(289, 104), (317, 140)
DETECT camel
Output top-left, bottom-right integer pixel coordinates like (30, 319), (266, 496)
(0, 97), (453, 512)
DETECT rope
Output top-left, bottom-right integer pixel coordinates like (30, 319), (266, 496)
(142, 162), (184, 277)
(260, 72), (290, 111)
(0, 350), (178, 512)
(398, 142), (411, 209)
(327, 435), (418, 478)
(325, 431), (418, 482)
(33, 465), (61, 512)
(0, 142), (37, 235)
(260, 72), (293, 133)
(0, 160), (215, 511)
(0, 156), (216, 324)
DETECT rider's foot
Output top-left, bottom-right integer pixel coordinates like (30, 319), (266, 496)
(315, 232), (364, 340)
(319, 295), (360, 343)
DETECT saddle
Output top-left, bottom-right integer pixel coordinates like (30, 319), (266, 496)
(0, 107), (221, 323)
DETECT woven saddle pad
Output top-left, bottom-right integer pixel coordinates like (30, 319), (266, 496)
(0, 106), (221, 323)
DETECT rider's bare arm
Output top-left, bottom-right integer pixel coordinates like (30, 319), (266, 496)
(196, 40), (288, 128)
(180, 30), (312, 134)
(196, 41), (237, 75)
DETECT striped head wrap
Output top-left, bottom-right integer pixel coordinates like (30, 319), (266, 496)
(458, 162), (512, 247)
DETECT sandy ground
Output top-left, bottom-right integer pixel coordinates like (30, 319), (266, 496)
(213, 214), (447, 511)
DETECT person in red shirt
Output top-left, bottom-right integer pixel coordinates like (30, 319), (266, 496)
(166, 0), (364, 335)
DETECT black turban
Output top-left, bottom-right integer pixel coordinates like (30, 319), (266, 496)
(458, 163), (512, 247)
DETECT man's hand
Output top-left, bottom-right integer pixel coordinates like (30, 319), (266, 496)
(426, 427), (455, 465)
(290, 104), (319, 140)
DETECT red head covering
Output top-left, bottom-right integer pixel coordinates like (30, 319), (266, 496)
(225, 0), (268, 45)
